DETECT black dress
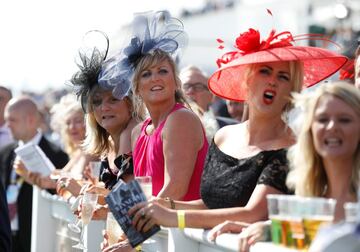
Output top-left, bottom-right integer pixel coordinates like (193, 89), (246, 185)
(99, 153), (133, 190)
(200, 141), (291, 209)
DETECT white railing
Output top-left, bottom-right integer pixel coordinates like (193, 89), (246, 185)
(32, 188), (286, 252)
(31, 187), (105, 252)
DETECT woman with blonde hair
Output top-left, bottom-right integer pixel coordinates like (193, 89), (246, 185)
(286, 81), (360, 221)
(129, 20), (347, 233)
(208, 81), (360, 252)
(98, 11), (208, 201)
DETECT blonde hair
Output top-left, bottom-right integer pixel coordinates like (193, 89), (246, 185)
(82, 86), (144, 157)
(287, 81), (360, 196)
(132, 49), (190, 116)
(50, 94), (84, 155)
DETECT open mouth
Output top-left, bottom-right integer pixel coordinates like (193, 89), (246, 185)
(150, 85), (164, 91)
(263, 90), (276, 105)
(102, 115), (115, 120)
(324, 138), (342, 147)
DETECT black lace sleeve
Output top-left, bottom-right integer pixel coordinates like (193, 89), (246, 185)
(257, 149), (291, 194)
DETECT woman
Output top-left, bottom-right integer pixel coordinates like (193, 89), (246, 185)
(286, 81), (360, 220)
(208, 81), (360, 252)
(99, 11), (208, 252)
(98, 11), (208, 201)
(128, 26), (348, 232)
(51, 94), (93, 178)
(57, 43), (144, 202)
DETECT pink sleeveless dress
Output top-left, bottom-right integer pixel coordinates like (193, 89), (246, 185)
(133, 103), (208, 200)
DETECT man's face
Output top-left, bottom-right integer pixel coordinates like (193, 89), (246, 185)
(0, 89), (11, 123)
(181, 71), (213, 111)
(4, 108), (27, 141)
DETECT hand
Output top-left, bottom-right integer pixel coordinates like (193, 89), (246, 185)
(92, 204), (109, 220)
(208, 220), (249, 241)
(83, 164), (98, 184)
(238, 221), (270, 252)
(56, 177), (82, 196)
(101, 237), (135, 252)
(85, 185), (109, 197)
(13, 159), (28, 177)
(27, 172), (42, 186)
(128, 201), (177, 232)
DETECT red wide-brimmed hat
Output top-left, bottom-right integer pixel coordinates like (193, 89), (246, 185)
(208, 29), (348, 102)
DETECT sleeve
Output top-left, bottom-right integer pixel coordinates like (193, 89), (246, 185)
(257, 150), (291, 194)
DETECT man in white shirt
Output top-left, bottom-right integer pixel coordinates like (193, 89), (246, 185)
(0, 86), (13, 149)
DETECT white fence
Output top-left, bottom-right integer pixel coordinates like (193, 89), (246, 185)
(32, 188), (283, 252)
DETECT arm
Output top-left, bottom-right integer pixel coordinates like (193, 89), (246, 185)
(157, 109), (204, 199)
(130, 184), (283, 231)
(154, 198), (207, 210)
(131, 123), (142, 152)
(172, 184), (281, 229)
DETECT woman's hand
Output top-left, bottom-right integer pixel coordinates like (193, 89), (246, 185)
(56, 177), (82, 196)
(128, 201), (177, 232)
(101, 235), (135, 252)
(92, 204), (109, 220)
(208, 220), (249, 241)
(238, 221), (270, 252)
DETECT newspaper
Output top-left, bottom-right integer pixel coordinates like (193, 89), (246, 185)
(105, 180), (160, 247)
(14, 142), (56, 176)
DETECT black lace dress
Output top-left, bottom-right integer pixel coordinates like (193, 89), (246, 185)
(200, 141), (291, 209)
(99, 153), (133, 190)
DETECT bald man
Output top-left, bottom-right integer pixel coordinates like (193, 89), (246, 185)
(0, 86), (14, 149)
(0, 96), (69, 252)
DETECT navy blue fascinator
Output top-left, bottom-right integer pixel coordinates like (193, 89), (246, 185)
(98, 10), (188, 99)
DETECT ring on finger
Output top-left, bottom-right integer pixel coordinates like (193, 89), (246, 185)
(141, 209), (146, 219)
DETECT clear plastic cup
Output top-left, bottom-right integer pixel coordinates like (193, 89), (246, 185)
(303, 197), (336, 245)
(344, 202), (359, 223)
(89, 161), (102, 179)
(266, 194), (282, 245)
(106, 212), (124, 246)
(135, 176), (152, 199)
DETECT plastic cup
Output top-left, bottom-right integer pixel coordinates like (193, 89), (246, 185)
(303, 197), (336, 245)
(106, 212), (124, 246)
(89, 161), (101, 177)
(267, 194), (282, 245)
(135, 176), (152, 199)
(344, 202), (359, 223)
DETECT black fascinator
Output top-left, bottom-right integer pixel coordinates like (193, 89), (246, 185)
(98, 10), (188, 99)
(70, 30), (110, 112)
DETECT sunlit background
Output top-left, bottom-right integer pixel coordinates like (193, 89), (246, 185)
(0, 0), (359, 98)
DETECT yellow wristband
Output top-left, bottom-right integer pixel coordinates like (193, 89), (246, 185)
(177, 210), (185, 229)
(135, 245), (142, 251)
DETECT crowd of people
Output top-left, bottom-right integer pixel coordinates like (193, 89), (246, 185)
(0, 9), (359, 252)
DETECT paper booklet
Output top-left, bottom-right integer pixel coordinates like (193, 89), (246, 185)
(14, 142), (56, 176)
(105, 180), (160, 248)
